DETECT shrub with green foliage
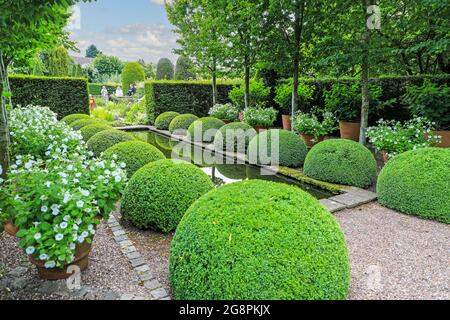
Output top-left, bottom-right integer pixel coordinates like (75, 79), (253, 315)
(144, 81), (235, 123)
(188, 117), (226, 143)
(229, 80), (270, 110)
(10, 75), (89, 119)
(377, 148), (450, 224)
(87, 129), (135, 156)
(156, 58), (175, 80)
(121, 159), (214, 232)
(88, 83), (117, 96)
(61, 114), (91, 125)
(121, 62), (145, 91)
(69, 118), (100, 131)
(103, 141), (165, 178)
(275, 80), (315, 112)
(170, 180), (350, 300)
(247, 129), (308, 167)
(304, 139), (377, 188)
(169, 114), (199, 135)
(155, 111), (180, 130)
(80, 123), (113, 141)
(214, 122), (256, 153)
(110, 120), (132, 127)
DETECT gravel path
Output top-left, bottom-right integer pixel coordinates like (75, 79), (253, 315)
(336, 202), (450, 300)
(0, 222), (147, 300)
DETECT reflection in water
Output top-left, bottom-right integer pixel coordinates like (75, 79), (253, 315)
(130, 131), (332, 199)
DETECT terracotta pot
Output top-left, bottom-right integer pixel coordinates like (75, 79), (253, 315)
(435, 130), (450, 148)
(254, 126), (268, 133)
(3, 221), (18, 237)
(239, 112), (244, 122)
(300, 134), (324, 149)
(29, 243), (92, 280)
(222, 119), (231, 124)
(339, 121), (361, 141)
(381, 151), (390, 164)
(282, 115), (292, 131)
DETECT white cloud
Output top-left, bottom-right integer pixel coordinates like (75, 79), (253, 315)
(150, 0), (170, 6)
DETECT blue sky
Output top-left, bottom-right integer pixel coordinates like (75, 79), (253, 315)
(69, 0), (178, 64)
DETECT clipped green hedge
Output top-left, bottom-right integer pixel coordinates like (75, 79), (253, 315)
(169, 114), (199, 135)
(87, 129), (135, 156)
(170, 180), (350, 300)
(145, 80), (236, 123)
(61, 114), (91, 125)
(121, 159), (214, 232)
(304, 139), (377, 188)
(69, 119), (99, 131)
(247, 129), (308, 167)
(214, 122), (256, 153)
(103, 141), (165, 178)
(10, 75), (89, 119)
(155, 111), (180, 130)
(80, 123), (113, 141)
(377, 148), (450, 224)
(88, 83), (117, 96)
(188, 117), (226, 143)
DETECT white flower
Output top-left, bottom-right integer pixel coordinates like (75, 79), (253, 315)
(76, 200), (84, 208)
(39, 254), (49, 261)
(70, 243), (76, 250)
(73, 224), (79, 231)
(80, 189), (90, 197)
(81, 231), (89, 238)
(34, 233), (42, 240)
(45, 181), (52, 188)
(78, 236), (85, 244)
(55, 234), (64, 241)
(44, 261), (56, 269)
(60, 222), (68, 229)
(63, 215), (70, 222)
(26, 247), (35, 255)
(115, 176), (122, 183)
(88, 225), (94, 231)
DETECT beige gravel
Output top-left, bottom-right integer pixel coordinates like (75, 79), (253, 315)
(336, 202), (450, 300)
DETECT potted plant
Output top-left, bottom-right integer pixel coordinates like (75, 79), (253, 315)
(1, 149), (126, 280)
(243, 106), (278, 133)
(208, 103), (239, 123)
(275, 80), (315, 131)
(324, 82), (382, 141)
(293, 111), (337, 148)
(403, 81), (450, 147)
(367, 117), (441, 163)
(228, 81), (270, 122)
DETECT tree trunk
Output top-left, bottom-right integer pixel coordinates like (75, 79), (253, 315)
(211, 59), (217, 106)
(291, 1), (305, 125)
(0, 64), (10, 180)
(244, 56), (250, 109)
(359, 0), (372, 144)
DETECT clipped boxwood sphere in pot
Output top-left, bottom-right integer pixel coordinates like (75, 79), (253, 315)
(377, 148), (450, 224)
(103, 141), (165, 178)
(247, 129), (308, 167)
(61, 114), (90, 125)
(87, 129), (134, 156)
(80, 123), (113, 141)
(155, 111), (180, 130)
(169, 114), (199, 135)
(303, 139), (377, 188)
(121, 159), (214, 232)
(170, 180), (350, 300)
(188, 117), (226, 143)
(69, 118), (99, 131)
(214, 122), (256, 153)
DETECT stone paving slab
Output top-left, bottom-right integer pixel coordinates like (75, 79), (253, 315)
(320, 199), (348, 213)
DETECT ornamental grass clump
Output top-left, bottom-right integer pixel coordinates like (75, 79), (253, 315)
(304, 139), (377, 188)
(366, 117), (441, 158)
(377, 148), (450, 224)
(121, 159), (214, 233)
(155, 111), (180, 130)
(188, 117), (226, 143)
(247, 129), (308, 167)
(170, 180), (350, 300)
(103, 141), (165, 178)
(87, 129), (135, 157)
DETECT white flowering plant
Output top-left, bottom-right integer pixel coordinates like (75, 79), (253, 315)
(366, 117), (442, 158)
(208, 103), (239, 122)
(293, 111), (337, 139)
(243, 106), (278, 128)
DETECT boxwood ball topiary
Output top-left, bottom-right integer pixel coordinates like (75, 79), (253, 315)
(80, 123), (113, 141)
(87, 129), (135, 157)
(303, 139), (377, 188)
(155, 111), (180, 130)
(377, 148), (450, 224)
(247, 129), (308, 167)
(169, 114), (199, 135)
(103, 141), (165, 178)
(61, 114), (91, 125)
(188, 117), (226, 143)
(214, 122), (256, 153)
(69, 118), (99, 131)
(170, 180), (350, 300)
(121, 159), (214, 232)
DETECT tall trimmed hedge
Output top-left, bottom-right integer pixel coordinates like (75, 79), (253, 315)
(9, 75), (89, 119)
(145, 81), (236, 123)
(292, 74), (450, 122)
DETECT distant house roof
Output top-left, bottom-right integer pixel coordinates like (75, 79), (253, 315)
(71, 56), (94, 66)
